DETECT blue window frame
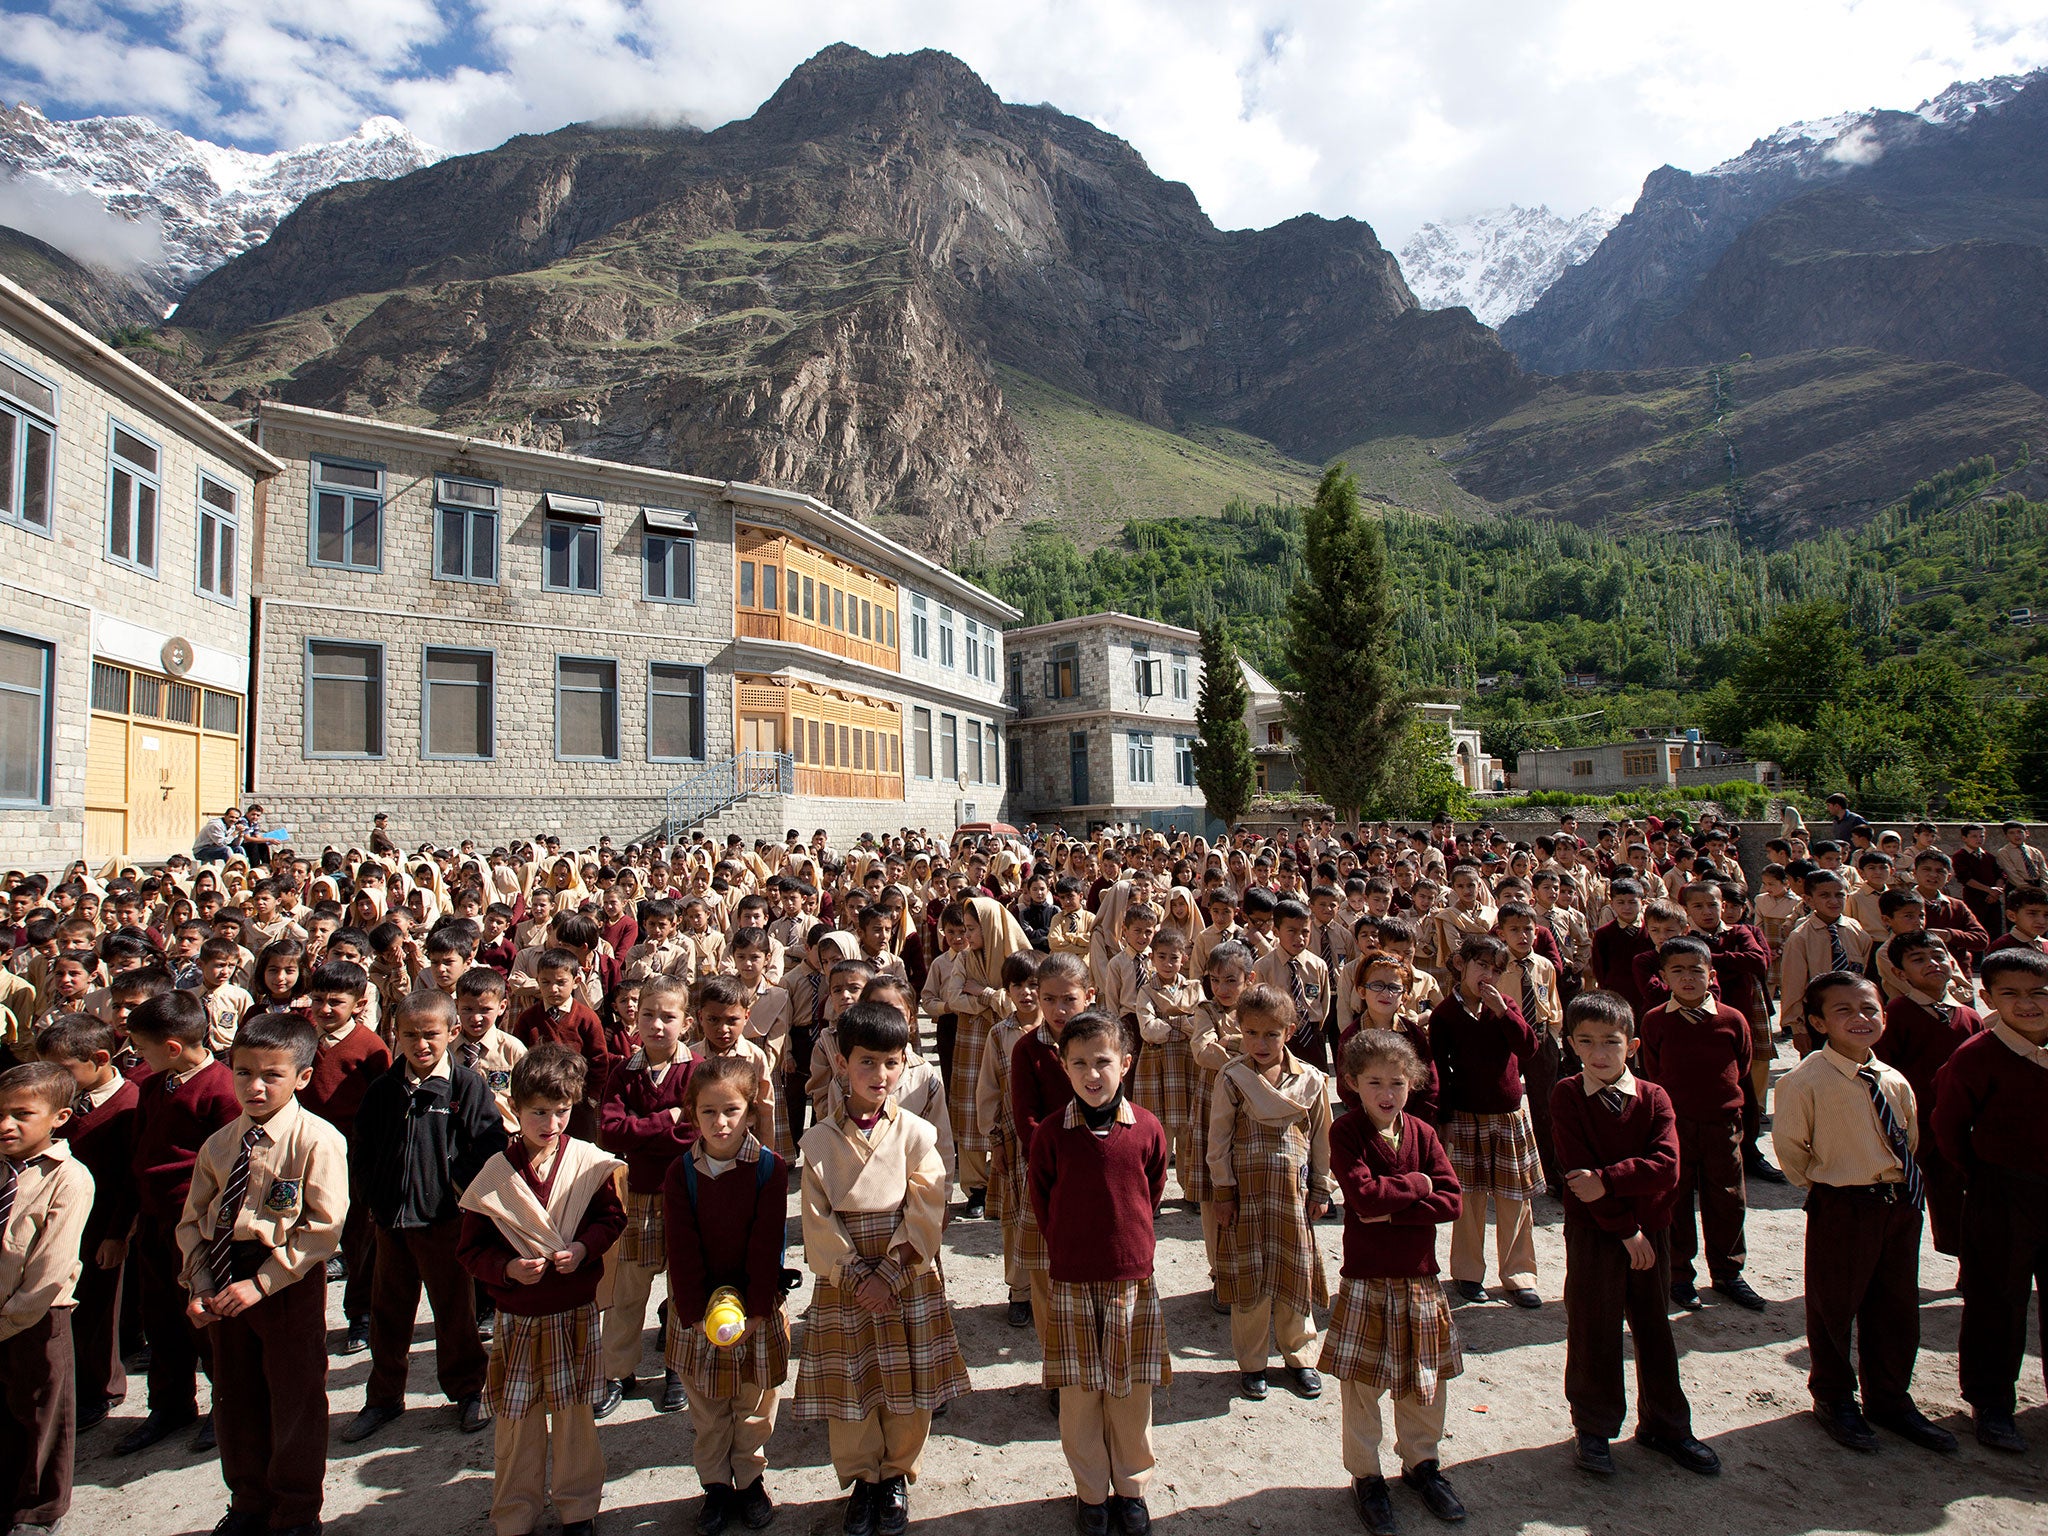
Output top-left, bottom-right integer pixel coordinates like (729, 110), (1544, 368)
(648, 662), (706, 762)
(0, 353), (56, 536)
(304, 638), (385, 759)
(434, 476), (500, 585)
(422, 646), (495, 760)
(0, 629), (54, 805)
(642, 515), (695, 603)
(555, 655), (619, 761)
(310, 457), (383, 571)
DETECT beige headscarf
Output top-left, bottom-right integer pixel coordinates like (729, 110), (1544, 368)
(963, 895), (1030, 992)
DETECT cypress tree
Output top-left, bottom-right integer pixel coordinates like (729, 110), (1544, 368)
(1190, 619), (1256, 828)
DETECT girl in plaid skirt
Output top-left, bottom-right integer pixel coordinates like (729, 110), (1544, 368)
(1189, 940), (1252, 1300)
(1132, 926), (1203, 1200)
(939, 896), (1030, 1219)
(663, 1056), (794, 1536)
(1323, 1029), (1468, 1536)
(1208, 985), (1334, 1402)
(977, 951), (1045, 1329)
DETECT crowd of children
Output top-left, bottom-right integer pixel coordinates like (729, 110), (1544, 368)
(0, 807), (2044, 1536)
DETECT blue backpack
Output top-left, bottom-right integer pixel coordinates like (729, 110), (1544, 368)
(677, 1148), (802, 1293)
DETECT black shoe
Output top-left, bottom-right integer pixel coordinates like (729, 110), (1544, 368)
(339, 1318), (371, 1355)
(272, 1525), (324, 1536)
(1974, 1409), (2027, 1453)
(117, 1406), (196, 1455)
(1504, 1287), (1542, 1310)
(1710, 1275), (1767, 1311)
(1401, 1460), (1467, 1522)
(656, 1299), (669, 1355)
(459, 1393), (492, 1434)
(324, 1254), (346, 1282)
(1353, 1475), (1398, 1535)
(209, 1512), (264, 1536)
(595, 1377), (626, 1420)
(1868, 1402), (1958, 1454)
(126, 1343), (153, 1371)
(1814, 1399), (1879, 1453)
(660, 1369), (688, 1414)
(1077, 1498), (1112, 1536)
(1113, 1494), (1151, 1534)
(876, 1474), (909, 1536)
(1240, 1371), (1268, 1400)
(735, 1477), (776, 1530)
(842, 1481), (877, 1536)
(1048, 1388), (1061, 1416)
(963, 1190), (987, 1220)
(1285, 1366), (1323, 1399)
(1670, 1281), (1704, 1312)
(339, 1403), (404, 1444)
(1743, 1153), (1789, 1185)
(1210, 1285), (1230, 1314)
(1451, 1281), (1487, 1304)
(76, 1394), (113, 1430)
(1573, 1433), (1615, 1476)
(192, 1412), (217, 1452)
(1008, 1298), (1034, 1328)
(697, 1482), (734, 1536)
(562, 1523), (595, 1536)
(1636, 1429), (1721, 1475)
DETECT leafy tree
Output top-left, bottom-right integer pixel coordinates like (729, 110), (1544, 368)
(1282, 464), (1407, 819)
(1364, 720), (1472, 821)
(1727, 600), (1860, 732)
(2014, 693), (2048, 805)
(1190, 620), (1257, 828)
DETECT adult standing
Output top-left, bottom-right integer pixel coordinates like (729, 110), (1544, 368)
(1823, 794), (1869, 848)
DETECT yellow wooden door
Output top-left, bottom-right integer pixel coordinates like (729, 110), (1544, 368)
(85, 713), (129, 865)
(199, 733), (239, 826)
(127, 725), (199, 862)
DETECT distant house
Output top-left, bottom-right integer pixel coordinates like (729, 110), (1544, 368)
(1239, 664), (1500, 794)
(1515, 731), (1778, 794)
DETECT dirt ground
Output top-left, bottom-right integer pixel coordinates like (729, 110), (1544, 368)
(69, 1067), (2047, 1536)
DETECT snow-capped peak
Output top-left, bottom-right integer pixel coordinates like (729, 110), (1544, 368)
(1703, 69), (2033, 180)
(1398, 204), (1622, 328)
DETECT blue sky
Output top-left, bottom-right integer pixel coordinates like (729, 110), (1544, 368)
(4, 0), (2048, 242)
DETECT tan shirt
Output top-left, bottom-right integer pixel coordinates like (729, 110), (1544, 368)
(1188, 999), (1241, 1077)
(1206, 1051), (1334, 1197)
(690, 1035), (777, 1147)
(804, 1028), (955, 1184)
(456, 1026), (528, 1132)
(176, 1096), (348, 1297)
(1101, 948), (1154, 1026)
(1780, 914), (1874, 1033)
(798, 1100), (947, 1288)
(619, 937), (692, 985)
(190, 982), (255, 1054)
(1503, 951), (1563, 1037)
(0, 1140), (93, 1340)
(1134, 975), (1203, 1045)
(1047, 908), (1095, 959)
(1252, 947), (1331, 1027)
(1772, 1045), (1916, 1191)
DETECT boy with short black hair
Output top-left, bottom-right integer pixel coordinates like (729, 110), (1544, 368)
(1254, 899), (1331, 1070)
(301, 957), (391, 1355)
(189, 935), (255, 1054)
(1780, 871), (1872, 1056)
(512, 948), (613, 1139)
(455, 965), (526, 1134)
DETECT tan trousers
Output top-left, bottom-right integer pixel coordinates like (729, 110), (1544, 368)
(490, 1403), (603, 1536)
(687, 1382), (781, 1487)
(958, 1144), (988, 1194)
(1231, 1296), (1317, 1371)
(1449, 1194), (1536, 1290)
(1059, 1385), (1156, 1502)
(1341, 1380), (1447, 1477)
(1001, 1222), (1030, 1299)
(1166, 1125), (1198, 1201)
(826, 1407), (931, 1485)
(600, 1255), (662, 1380)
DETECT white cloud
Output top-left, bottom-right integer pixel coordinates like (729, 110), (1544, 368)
(0, 174), (167, 269)
(5, 1), (2048, 244)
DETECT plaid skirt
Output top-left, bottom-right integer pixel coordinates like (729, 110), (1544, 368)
(1442, 1104), (1542, 1201)
(1317, 1277), (1462, 1405)
(486, 1302), (603, 1421)
(947, 1013), (994, 1164)
(1217, 1117), (1329, 1313)
(1016, 1185), (1051, 1272)
(1181, 1064), (1224, 1203)
(1043, 1278), (1171, 1396)
(1132, 1035), (1195, 1146)
(792, 1208), (970, 1420)
(667, 1301), (792, 1400)
(620, 1186), (666, 1268)
(984, 1049), (1026, 1226)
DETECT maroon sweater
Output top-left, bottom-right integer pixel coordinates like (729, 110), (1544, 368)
(1920, 893), (1989, 971)
(1428, 993), (1536, 1116)
(512, 1000), (614, 1096)
(598, 1055), (695, 1194)
(1330, 1110), (1460, 1278)
(662, 1148), (791, 1319)
(1010, 1026), (1076, 1155)
(131, 1059), (240, 1223)
(1027, 1103), (1167, 1282)
(1638, 1000), (1752, 1121)
(302, 1023), (392, 1140)
(1592, 921), (1655, 1010)
(1695, 924), (1771, 1017)
(59, 1076), (141, 1242)
(1550, 1075), (1681, 1239)
(1878, 996), (1982, 1157)
(457, 1141), (626, 1316)
(1934, 1027), (2048, 1177)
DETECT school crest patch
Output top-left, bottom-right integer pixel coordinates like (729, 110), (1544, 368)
(487, 1069), (513, 1093)
(263, 1178), (301, 1213)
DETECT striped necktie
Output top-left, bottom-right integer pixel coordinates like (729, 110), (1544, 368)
(1827, 922), (1853, 974)
(1856, 1066), (1925, 1210)
(1594, 1086), (1628, 1116)
(0, 1157), (17, 1236)
(460, 1038), (483, 1069)
(207, 1124), (265, 1292)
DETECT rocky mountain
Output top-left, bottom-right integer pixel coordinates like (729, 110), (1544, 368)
(0, 224), (160, 331)
(0, 104), (440, 311)
(1397, 204), (1619, 327)
(1500, 71), (2039, 375)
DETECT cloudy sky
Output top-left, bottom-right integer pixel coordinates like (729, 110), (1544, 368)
(4, 0), (2048, 242)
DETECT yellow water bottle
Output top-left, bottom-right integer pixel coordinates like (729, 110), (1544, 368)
(704, 1286), (747, 1348)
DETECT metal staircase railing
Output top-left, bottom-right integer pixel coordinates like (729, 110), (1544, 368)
(663, 752), (795, 842)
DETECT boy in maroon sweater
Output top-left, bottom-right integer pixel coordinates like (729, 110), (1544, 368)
(1012, 952), (1088, 1358)
(42, 1014), (141, 1428)
(1028, 1011), (1168, 1536)
(1637, 938), (1763, 1313)
(1552, 991), (1719, 1480)
(1589, 881), (1652, 1017)
(512, 949), (614, 1140)
(1934, 947), (2048, 1454)
(117, 991), (240, 1456)
(1876, 934), (1982, 1257)
(300, 958), (390, 1355)
(1681, 881), (1784, 1184)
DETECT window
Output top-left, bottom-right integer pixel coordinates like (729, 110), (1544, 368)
(1621, 748), (1657, 777)
(938, 606), (956, 668)
(940, 713), (959, 780)
(423, 647), (493, 759)
(761, 564), (779, 611)
(643, 531), (694, 602)
(990, 727), (1002, 784)
(885, 608), (896, 648)
(556, 657), (619, 760)
(803, 575), (815, 621)
(1570, 759), (1594, 778)
(0, 631), (53, 805)
(861, 598), (873, 640)
(1044, 643), (1079, 699)
(433, 476), (499, 584)
(648, 663), (705, 762)
(910, 594), (930, 659)
(982, 628), (996, 682)
(106, 422), (160, 575)
(966, 719), (984, 782)
(786, 566), (800, 614)
(833, 587), (845, 632)
(546, 517), (602, 594)
(311, 458), (382, 571)
(1176, 735), (1196, 787)
(965, 618), (981, 679)
(1133, 649), (1163, 697)
(739, 561), (755, 607)
(196, 474), (239, 601)
(808, 719), (821, 762)
(912, 707), (933, 777)
(1008, 652), (1024, 703)
(0, 354), (56, 534)
(306, 640), (384, 758)
(1172, 655), (1190, 701)
(1128, 731), (1155, 784)
(1267, 722), (1285, 746)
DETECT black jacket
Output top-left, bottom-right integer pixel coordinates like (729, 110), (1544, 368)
(352, 1059), (508, 1229)
(1015, 900), (1059, 951)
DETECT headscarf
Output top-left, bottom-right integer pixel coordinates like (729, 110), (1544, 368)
(963, 895), (1030, 992)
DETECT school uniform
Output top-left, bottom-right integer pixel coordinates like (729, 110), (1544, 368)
(791, 1100), (970, 1486)
(1189, 919), (1240, 979)
(1099, 947), (1152, 1043)
(663, 1135), (792, 1491)
(1995, 838), (2047, 894)
(933, 949), (998, 1195)
(302, 1018), (392, 1329)
(1504, 950), (1565, 1195)
(1320, 1111), (1462, 1477)
(455, 1025), (528, 1134)
(56, 1072), (138, 1414)
(1780, 915), (1874, 1051)
(1589, 921), (1654, 1017)
(191, 983), (255, 1055)
(1551, 1070), (1691, 1441)
(177, 1096), (347, 1531)
(1774, 1045), (1925, 1416)
(1639, 1000), (1752, 1287)
(596, 1048), (694, 1383)
(1208, 1052), (1333, 1371)
(976, 1016), (1035, 1300)
(457, 1137), (626, 1536)
(1132, 974), (1204, 1194)
(618, 936), (692, 985)
(510, 998), (613, 1139)
(1934, 1021), (2048, 1421)
(1425, 905), (1496, 986)
(1030, 1096), (1170, 1506)
(1429, 993), (1541, 1290)
(918, 946), (966, 1101)
(1252, 946), (1332, 1068)
(804, 1028), (953, 1189)
(0, 1138), (93, 1531)
(1876, 993), (1982, 1256)
(1919, 891), (1990, 973)
(1010, 1021), (1076, 1336)
(1312, 916), (1357, 1045)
